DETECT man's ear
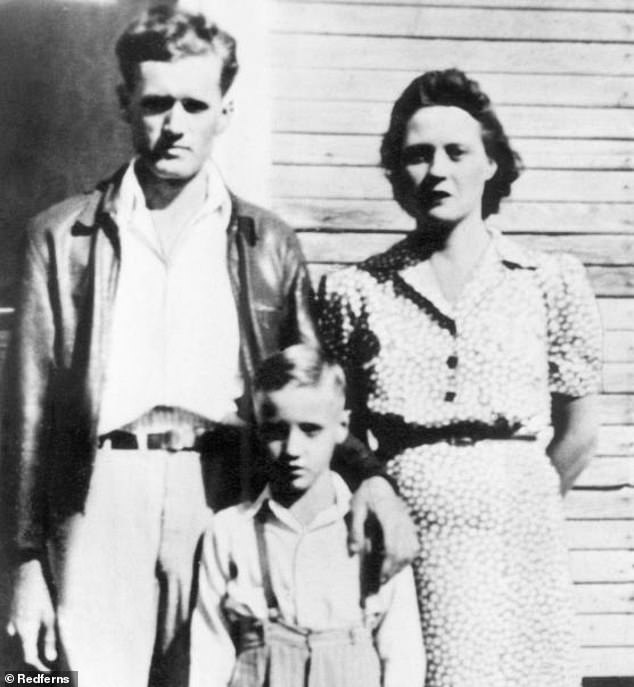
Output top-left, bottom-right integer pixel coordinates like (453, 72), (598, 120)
(215, 93), (235, 135)
(117, 84), (132, 123)
(337, 409), (351, 443)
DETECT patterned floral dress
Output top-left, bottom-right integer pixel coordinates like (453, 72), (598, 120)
(317, 228), (602, 687)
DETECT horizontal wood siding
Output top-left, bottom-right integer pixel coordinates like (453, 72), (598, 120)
(271, 0), (634, 677)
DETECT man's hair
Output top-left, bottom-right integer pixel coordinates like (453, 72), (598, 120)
(254, 344), (346, 404)
(380, 68), (522, 219)
(115, 4), (239, 94)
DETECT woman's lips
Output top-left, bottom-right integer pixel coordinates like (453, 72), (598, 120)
(424, 190), (451, 206)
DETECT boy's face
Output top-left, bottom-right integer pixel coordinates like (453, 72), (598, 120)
(257, 382), (349, 495)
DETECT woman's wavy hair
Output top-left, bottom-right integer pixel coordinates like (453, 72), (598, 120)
(380, 69), (522, 219)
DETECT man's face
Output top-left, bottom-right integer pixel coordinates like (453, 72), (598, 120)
(121, 53), (232, 182)
(257, 383), (349, 496)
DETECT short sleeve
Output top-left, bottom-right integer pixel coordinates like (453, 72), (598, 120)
(544, 254), (602, 397)
(315, 269), (379, 440)
(315, 269), (361, 367)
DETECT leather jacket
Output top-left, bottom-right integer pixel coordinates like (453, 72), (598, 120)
(1, 167), (320, 554)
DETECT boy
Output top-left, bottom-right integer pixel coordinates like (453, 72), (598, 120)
(189, 344), (425, 687)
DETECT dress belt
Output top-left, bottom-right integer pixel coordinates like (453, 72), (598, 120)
(368, 412), (537, 457)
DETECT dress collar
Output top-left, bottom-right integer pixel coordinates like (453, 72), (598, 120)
(487, 225), (539, 270)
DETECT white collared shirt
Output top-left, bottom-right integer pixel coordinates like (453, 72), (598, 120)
(190, 472), (425, 687)
(98, 161), (242, 434)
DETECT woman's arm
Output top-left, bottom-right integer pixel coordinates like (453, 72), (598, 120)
(548, 393), (599, 495)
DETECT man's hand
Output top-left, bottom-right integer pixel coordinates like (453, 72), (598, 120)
(349, 476), (419, 582)
(6, 558), (57, 671)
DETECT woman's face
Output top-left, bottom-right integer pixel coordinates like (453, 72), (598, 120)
(400, 105), (497, 226)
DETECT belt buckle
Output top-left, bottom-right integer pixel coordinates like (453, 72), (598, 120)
(147, 428), (197, 451)
(447, 436), (475, 447)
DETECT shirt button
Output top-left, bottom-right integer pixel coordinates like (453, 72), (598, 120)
(444, 391), (456, 402)
(446, 355), (458, 369)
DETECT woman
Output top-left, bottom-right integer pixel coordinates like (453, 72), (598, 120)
(317, 69), (601, 686)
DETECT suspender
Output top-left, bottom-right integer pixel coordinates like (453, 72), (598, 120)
(254, 502), (280, 616)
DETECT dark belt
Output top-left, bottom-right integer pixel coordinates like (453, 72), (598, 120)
(97, 427), (236, 452)
(369, 412), (536, 458)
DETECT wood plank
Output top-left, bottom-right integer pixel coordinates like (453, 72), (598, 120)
(581, 646), (634, 678)
(273, 133), (634, 170)
(564, 488), (634, 520)
(272, 68), (634, 107)
(599, 395), (634, 426)
(570, 550), (634, 583)
(587, 267), (634, 298)
(605, 333), (634, 363)
(273, 35), (633, 75)
(273, 166), (633, 202)
(285, 0), (634, 11)
(599, 300), (634, 331)
(297, 230), (634, 265)
(574, 457), (634, 489)
(578, 614), (634, 646)
(274, 3), (634, 42)
(274, 199), (634, 234)
(566, 520), (634, 550)
(596, 428), (634, 457)
(604, 364), (634, 393)
(570, 549), (634, 584)
(274, 101), (634, 140)
(574, 582), (634, 614)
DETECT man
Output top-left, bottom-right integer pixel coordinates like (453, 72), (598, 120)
(2, 7), (416, 687)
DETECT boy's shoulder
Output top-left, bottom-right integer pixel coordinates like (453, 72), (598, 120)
(209, 499), (259, 531)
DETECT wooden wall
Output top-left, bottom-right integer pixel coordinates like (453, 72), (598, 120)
(268, 0), (634, 678)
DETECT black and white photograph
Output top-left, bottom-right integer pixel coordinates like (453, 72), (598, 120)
(0, 1), (632, 686)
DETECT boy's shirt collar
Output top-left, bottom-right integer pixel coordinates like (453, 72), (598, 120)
(246, 471), (352, 533)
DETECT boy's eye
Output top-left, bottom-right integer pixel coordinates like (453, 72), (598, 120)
(259, 422), (288, 442)
(446, 145), (466, 161)
(299, 423), (323, 438)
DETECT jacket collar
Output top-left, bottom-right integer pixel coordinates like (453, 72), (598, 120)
(71, 165), (127, 238)
(71, 164), (256, 244)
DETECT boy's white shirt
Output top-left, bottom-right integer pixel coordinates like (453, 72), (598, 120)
(189, 471), (425, 687)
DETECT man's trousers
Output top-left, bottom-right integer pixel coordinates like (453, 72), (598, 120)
(48, 440), (243, 687)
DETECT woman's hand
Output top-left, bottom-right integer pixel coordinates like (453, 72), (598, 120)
(349, 476), (419, 582)
(548, 393), (599, 495)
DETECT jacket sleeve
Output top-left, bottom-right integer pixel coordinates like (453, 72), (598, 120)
(1, 229), (56, 558)
(279, 228), (320, 349)
(331, 434), (390, 492)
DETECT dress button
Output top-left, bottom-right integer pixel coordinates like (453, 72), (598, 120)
(444, 391), (456, 402)
(446, 355), (458, 369)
